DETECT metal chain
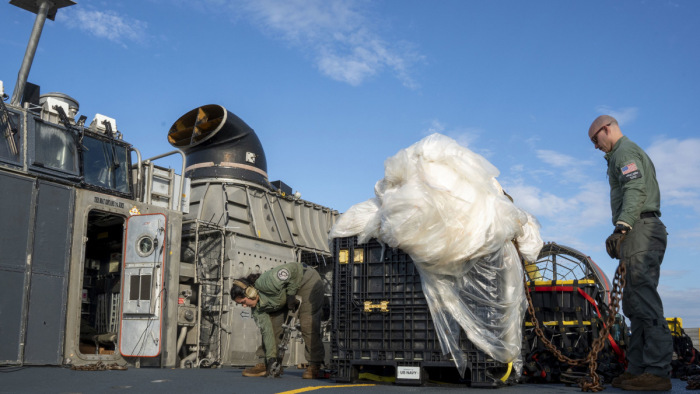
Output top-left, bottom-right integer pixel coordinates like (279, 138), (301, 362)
(522, 256), (627, 392)
(688, 375), (700, 390)
(70, 361), (128, 371)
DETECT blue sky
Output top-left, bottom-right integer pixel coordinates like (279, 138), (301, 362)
(1, 0), (699, 327)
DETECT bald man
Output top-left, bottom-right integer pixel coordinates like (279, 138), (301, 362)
(588, 115), (672, 391)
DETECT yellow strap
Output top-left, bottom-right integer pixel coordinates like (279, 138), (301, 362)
(499, 362), (513, 382)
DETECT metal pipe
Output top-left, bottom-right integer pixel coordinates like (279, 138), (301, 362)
(130, 147), (142, 201)
(10, 0), (50, 107)
(179, 350), (197, 369)
(193, 220), (202, 368)
(145, 161), (154, 205)
(217, 227), (225, 364)
(176, 326), (188, 355)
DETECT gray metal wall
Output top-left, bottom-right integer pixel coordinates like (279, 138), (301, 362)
(0, 172), (73, 365)
(688, 327), (699, 350)
(187, 181), (336, 254)
(61, 188), (184, 368)
(178, 179), (337, 367)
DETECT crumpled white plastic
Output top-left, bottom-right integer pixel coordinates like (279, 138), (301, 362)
(329, 133), (543, 377)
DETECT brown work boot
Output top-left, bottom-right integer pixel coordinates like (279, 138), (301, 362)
(302, 364), (320, 379)
(619, 372), (672, 391)
(611, 372), (638, 388)
(242, 363), (267, 377)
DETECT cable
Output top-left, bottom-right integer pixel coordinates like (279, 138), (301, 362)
(0, 366), (26, 373)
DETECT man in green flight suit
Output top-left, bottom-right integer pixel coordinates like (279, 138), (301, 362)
(588, 115), (672, 391)
(231, 262), (325, 379)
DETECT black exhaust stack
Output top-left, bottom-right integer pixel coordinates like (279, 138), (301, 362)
(168, 104), (269, 188)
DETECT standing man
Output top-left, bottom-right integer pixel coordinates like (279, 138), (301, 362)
(588, 115), (673, 391)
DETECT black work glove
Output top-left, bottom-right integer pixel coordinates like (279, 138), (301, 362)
(266, 358), (281, 378)
(286, 294), (300, 311)
(605, 224), (630, 259)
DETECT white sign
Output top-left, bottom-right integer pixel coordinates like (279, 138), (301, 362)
(396, 366), (421, 380)
(246, 152), (257, 163)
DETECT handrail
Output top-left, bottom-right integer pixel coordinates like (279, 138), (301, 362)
(142, 150), (186, 211)
(130, 146), (142, 200)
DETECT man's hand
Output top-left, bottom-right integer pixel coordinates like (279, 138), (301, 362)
(605, 224), (630, 259)
(286, 294), (300, 311)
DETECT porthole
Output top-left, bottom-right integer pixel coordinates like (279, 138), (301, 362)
(136, 235), (155, 257)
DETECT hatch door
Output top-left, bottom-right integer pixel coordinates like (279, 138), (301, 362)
(119, 213), (166, 357)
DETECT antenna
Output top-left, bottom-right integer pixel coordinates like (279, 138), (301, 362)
(9, 0), (76, 107)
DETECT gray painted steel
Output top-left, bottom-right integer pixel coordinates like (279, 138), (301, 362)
(24, 273), (67, 363)
(0, 173), (33, 269)
(24, 181), (73, 365)
(0, 271), (25, 363)
(177, 178), (337, 368)
(0, 172), (33, 364)
(0, 173), (73, 365)
(688, 327), (699, 349)
(62, 188), (183, 368)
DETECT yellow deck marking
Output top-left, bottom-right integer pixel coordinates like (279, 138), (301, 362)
(277, 384), (375, 394)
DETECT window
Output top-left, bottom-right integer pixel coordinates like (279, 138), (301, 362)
(83, 135), (130, 193)
(0, 108), (20, 163)
(34, 122), (79, 174)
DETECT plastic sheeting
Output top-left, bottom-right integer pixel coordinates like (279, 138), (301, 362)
(330, 133), (543, 377)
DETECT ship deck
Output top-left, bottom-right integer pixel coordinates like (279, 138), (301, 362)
(0, 365), (690, 394)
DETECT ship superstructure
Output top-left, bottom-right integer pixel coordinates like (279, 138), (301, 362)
(0, 0), (337, 369)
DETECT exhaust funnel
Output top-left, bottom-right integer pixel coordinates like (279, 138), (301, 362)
(168, 104), (268, 187)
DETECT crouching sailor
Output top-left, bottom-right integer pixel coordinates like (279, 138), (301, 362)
(231, 262), (325, 379)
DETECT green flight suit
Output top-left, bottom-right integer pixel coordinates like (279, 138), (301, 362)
(251, 262), (325, 365)
(605, 136), (672, 378)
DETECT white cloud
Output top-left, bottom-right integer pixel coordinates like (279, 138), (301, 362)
(421, 120), (489, 157)
(425, 119), (446, 135)
(510, 163), (524, 173)
(57, 7), (148, 47)
(506, 146), (609, 227)
(674, 227), (700, 251)
(229, 0), (421, 87)
(534, 149), (599, 184)
(659, 286), (700, 327)
(595, 106), (638, 126)
(536, 149), (594, 168)
(506, 180), (607, 222)
(647, 138), (700, 212)
(575, 184), (613, 232)
(501, 148), (611, 255)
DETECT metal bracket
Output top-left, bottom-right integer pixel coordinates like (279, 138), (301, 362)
(364, 300), (389, 313)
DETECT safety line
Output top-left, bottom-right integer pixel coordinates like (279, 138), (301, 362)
(276, 384), (375, 394)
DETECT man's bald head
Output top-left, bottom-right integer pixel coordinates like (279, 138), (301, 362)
(588, 115), (619, 137)
(588, 115), (623, 153)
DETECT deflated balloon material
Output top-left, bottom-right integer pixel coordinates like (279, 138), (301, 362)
(330, 133), (543, 377)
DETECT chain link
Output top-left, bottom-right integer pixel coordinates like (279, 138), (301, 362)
(70, 361), (128, 371)
(522, 255), (627, 392)
(688, 375), (700, 390)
